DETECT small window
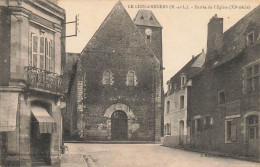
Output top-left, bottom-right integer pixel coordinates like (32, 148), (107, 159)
(218, 91), (225, 105)
(165, 123), (171, 135)
(166, 101), (170, 113)
(127, 71), (137, 86)
(140, 15), (144, 19)
(225, 120), (237, 142)
(248, 115), (258, 139)
(245, 63), (260, 93)
(180, 95), (184, 109)
(205, 116), (213, 129)
(181, 75), (186, 88)
(103, 70), (113, 85)
(147, 35), (151, 41)
(247, 31), (254, 45)
(167, 82), (172, 92)
(149, 16), (153, 20)
(196, 118), (203, 133)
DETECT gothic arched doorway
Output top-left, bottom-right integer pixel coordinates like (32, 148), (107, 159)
(111, 110), (128, 140)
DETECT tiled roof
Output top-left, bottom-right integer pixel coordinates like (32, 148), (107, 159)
(81, 1), (156, 58)
(168, 50), (205, 92)
(133, 10), (162, 28)
(212, 5), (260, 69)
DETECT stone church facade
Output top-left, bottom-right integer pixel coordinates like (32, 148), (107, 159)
(65, 2), (163, 142)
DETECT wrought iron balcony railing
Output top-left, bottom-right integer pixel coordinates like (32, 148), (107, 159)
(24, 66), (62, 94)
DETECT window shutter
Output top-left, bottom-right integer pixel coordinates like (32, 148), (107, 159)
(29, 33), (33, 66)
(231, 123), (237, 141)
(51, 40), (55, 73)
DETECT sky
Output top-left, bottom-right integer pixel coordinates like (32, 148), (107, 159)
(58, 0), (259, 90)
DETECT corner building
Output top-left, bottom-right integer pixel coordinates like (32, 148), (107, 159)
(66, 2), (163, 142)
(0, 0), (66, 166)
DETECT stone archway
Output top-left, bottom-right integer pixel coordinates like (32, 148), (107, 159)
(104, 103), (135, 140)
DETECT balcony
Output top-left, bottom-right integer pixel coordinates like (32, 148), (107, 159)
(24, 66), (62, 94)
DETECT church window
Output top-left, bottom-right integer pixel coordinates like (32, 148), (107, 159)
(126, 71), (137, 86)
(103, 70), (113, 85)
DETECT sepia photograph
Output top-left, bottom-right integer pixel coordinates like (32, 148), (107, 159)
(0, 0), (259, 166)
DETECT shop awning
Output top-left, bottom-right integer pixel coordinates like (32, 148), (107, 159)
(31, 106), (57, 133)
(0, 93), (19, 131)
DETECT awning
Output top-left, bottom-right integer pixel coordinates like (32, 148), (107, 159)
(0, 92), (19, 131)
(31, 106), (57, 133)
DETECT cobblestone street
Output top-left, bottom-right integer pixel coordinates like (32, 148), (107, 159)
(61, 143), (259, 167)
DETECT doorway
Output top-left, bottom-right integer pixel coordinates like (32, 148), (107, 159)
(111, 110), (128, 140)
(247, 115), (259, 158)
(31, 114), (51, 165)
(179, 120), (184, 145)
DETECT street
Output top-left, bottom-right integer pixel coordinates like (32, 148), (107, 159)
(61, 143), (259, 167)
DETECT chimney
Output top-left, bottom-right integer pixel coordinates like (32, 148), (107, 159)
(206, 14), (223, 62)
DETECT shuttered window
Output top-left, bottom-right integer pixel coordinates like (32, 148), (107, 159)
(31, 33), (54, 72)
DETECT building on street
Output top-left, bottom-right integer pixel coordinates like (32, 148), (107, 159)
(162, 50), (205, 147)
(0, 0), (66, 166)
(65, 1), (163, 142)
(163, 5), (260, 162)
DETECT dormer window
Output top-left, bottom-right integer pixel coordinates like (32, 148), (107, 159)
(167, 82), (172, 92)
(180, 74), (186, 88)
(247, 31), (255, 45)
(140, 15), (144, 19)
(149, 16), (153, 21)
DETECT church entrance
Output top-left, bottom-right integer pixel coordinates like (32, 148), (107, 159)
(111, 110), (128, 140)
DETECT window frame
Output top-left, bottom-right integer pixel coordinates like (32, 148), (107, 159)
(248, 115), (258, 139)
(247, 31), (255, 45)
(245, 62), (260, 93)
(180, 95), (184, 109)
(218, 90), (226, 105)
(126, 71), (137, 86)
(103, 70), (113, 85)
(225, 119), (237, 143)
(31, 32), (54, 72)
(166, 101), (170, 113)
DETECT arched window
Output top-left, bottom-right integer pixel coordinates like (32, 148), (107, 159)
(103, 70), (113, 85)
(127, 71), (137, 86)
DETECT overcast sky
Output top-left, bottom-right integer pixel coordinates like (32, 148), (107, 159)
(58, 0), (259, 90)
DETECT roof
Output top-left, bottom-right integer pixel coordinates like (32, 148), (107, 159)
(81, 1), (159, 63)
(133, 10), (162, 28)
(168, 50), (205, 92)
(212, 5), (260, 69)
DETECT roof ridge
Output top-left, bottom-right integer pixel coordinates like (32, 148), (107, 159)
(169, 52), (203, 81)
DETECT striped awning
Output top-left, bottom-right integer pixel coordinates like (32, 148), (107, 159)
(0, 93), (19, 131)
(31, 106), (57, 133)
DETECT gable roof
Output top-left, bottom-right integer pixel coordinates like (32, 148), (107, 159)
(212, 5), (260, 69)
(168, 50), (205, 90)
(81, 1), (157, 61)
(133, 10), (162, 28)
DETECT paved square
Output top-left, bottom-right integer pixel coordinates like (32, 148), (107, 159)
(62, 143), (259, 167)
